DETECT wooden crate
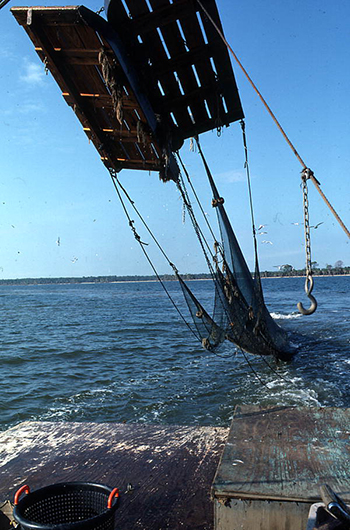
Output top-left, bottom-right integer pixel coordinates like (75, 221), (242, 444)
(212, 406), (350, 530)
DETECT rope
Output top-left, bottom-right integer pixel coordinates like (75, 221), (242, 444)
(110, 168), (295, 384)
(176, 176), (215, 272)
(307, 173), (349, 238)
(108, 169), (200, 342)
(174, 156), (246, 348)
(240, 120), (260, 279)
(196, 0), (350, 240)
(111, 173), (174, 267)
(240, 348), (271, 388)
(196, 0), (305, 166)
(174, 155), (223, 278)
(0, 0), (11, 9)
(177, 150), (218, 244)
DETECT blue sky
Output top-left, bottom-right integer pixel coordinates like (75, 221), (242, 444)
(0, 0), (349, 279)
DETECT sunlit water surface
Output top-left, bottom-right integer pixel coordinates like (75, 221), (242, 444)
(0, 276), (349, 431)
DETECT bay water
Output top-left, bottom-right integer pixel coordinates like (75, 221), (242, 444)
(0, 276), (349, 431)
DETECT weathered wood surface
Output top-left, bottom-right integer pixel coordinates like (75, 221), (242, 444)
(0, 422), (228, 529)
(11, 0), (243, 178)
(213, 406), (350, 503)
(11, 6), (159, 174)
(105, 0), (244, 137)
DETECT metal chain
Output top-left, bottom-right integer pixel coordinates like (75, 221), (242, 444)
(298, 168), (317, 315)
(301, 168), (312, 277)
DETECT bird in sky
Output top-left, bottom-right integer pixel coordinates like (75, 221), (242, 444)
(262, 240), (273, 245)
(310, 222), (324, 229)
(56, 237), (60, 246)
(258, 224), (267, 231)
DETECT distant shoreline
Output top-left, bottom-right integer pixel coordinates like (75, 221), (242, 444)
(262, 274), (350, 279)
(0, 272), (348, 287)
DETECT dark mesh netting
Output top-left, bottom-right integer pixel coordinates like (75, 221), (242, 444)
(177, 274), (226, 350)
(176, 151), (294, 361)
(214, 200), (291, 358)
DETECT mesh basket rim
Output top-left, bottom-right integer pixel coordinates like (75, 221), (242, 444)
(13, 482), (119, 530)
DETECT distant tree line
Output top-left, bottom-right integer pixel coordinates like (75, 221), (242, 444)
(0, 263), (347, 286)
(261, 260), (349, 277)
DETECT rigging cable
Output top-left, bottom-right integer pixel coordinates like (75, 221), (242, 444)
(192, 118), (299, 379)
(176, 152), (229, 288)
(240, 119), (261, 282)
(108, 168), (200, 343)
(174, 160), (238, 329)
(0, 0), (11, 9)
(176, 166), (217, 275)
(110, 167), (295, 387)
(196, 0), (350, 240)
(177, 149), (243, 319)
(239, 348), (272, 389)
(177, 150), (218, 244)
(177, 153), (294, 380)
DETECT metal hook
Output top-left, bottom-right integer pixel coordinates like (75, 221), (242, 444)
(297, 275), (317, 315)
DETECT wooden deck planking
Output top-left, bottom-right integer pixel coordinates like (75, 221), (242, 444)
(212, 406), (350, 530)
(213, 406), (350, 503)
(0, 422), (228, 529)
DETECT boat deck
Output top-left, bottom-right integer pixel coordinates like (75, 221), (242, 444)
(0, 421), (228, 529)
(212, 405), (350, 530)
(1, 406), (349, 529)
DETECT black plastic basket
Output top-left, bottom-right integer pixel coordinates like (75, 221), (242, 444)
(13, 482), (119, 530)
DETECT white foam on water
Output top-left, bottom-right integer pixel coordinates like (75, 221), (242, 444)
(263, 376), (321, 407)
(271, 312), (302, 320)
